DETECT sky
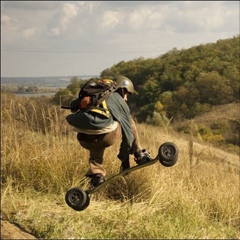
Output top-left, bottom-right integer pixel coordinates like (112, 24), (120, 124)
(1, 1), (239, 78)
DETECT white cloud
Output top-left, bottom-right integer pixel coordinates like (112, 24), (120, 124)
(1, 14), (21, 44)
(50, 27), (61, 36)
(85, 1), (99, 14)
(63, 3), (79, 17)
(101, 10), (122, 30)
(1, 14), (20, 30)
(129, 7), (153, 30)
(50, 3), (80, 36)
(161, 1), (239, 34)
(23, 26), (37, 39)
(1, 15), (11, 24)
(147, 11), (165, 30)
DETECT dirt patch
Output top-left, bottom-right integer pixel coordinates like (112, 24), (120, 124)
(1, 220), (36, 239)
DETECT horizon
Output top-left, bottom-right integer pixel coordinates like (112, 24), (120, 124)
(1, 74), (98, 79)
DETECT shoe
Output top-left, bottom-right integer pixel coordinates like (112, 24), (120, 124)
(89, 173), (105, 187)
(120, 159), (130, 173)
(134, 149), (151, 165)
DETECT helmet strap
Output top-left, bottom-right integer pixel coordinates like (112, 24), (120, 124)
(121, 88), (125, 97)
(116, 88), (124, 98)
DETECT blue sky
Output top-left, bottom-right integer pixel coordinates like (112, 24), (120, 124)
(1, 1), (239, 77)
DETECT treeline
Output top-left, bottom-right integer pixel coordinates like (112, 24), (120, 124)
(53, 35), (239, 124)
(100, 35), (239, 123)
(17, 85), (40, 94)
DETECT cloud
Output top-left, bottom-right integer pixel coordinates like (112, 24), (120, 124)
(1, 14), (21, 43)
(1, 2), (60, 44)
(50, 3), (80, 36)
(60, 3), (79, 29)
(128, 6), (166, 31)
(1, 15), (11, 24)
(101, 10), (122, 30)
(48, 1), (100, 37)
(162, 1), (239, 33)
(1, 14), (19, 30)
(73, 1), (100, 14)
(23, 26), (37, 39)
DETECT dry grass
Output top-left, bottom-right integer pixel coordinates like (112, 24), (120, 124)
(1, 92), (240, 239)
(174, 102), (240, 154)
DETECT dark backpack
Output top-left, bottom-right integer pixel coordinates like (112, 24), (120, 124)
(70, 78), (118, 118)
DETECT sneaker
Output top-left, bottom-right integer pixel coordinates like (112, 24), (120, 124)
(120, 159), (130, 173)
(134, 149), (151, 165)
(89, 173), (105, 187)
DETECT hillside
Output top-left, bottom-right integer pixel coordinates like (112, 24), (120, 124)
(1, 123), (239, 239)
(99, 35), (239, 121)
(173, 102), (240, 152)
(1, 92), (239, 239)
(195, 102), (239, 121)
(1, 126), (239, 239)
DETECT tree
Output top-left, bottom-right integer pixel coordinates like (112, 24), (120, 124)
(17, 86), (26, 93)
(52, 77), (87, 106)
(195, 71), (234, 105)
(66, 77), (83, 97)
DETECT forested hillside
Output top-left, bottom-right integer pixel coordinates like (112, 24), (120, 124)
(100, 35), (239, 122)
(52, 35), (239, 150)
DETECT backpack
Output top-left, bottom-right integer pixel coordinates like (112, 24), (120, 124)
(70, 78), (119, 118)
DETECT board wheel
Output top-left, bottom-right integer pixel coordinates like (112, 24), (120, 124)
(158, 142), (178, 167)
(65, 187), (90, 211)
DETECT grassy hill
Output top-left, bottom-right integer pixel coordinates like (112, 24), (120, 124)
(173, 102), (240, 154)
(1, 92), (239, 239)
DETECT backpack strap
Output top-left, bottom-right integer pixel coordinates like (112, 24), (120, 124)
(90, 100), (111, 118)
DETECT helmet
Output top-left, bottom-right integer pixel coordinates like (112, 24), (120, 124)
(114, 75), (138, 94)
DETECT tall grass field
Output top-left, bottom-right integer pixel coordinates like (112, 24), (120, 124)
(1, 92), (240, 239)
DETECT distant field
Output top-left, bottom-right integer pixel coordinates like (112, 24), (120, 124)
(1, 75), (97, 95)
(16, 92), (56, 97)
(1, 75), (96, 85)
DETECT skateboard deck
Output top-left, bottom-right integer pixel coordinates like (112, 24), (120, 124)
(65, 142), (179, 211)
(87, 154), (159, 194)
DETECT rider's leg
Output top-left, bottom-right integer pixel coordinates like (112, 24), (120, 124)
(77, 122), (122, 179)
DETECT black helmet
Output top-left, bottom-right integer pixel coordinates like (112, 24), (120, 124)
(114, 75), (138, 94)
